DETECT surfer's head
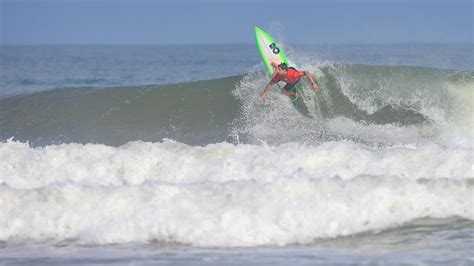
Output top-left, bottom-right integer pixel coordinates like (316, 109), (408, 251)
(278, 63), (288, 71)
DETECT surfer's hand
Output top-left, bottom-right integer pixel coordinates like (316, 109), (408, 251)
(312, 82), (319, 92)
(259, 92), (267, 102)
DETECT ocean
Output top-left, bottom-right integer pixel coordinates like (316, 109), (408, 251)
(0, 44), (473, 265)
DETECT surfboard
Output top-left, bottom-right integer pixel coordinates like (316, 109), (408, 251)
(254, 27), (289, 75)
(254, 27), (310, 117)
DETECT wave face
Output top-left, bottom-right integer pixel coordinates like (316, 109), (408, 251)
(1, 62), (473, 247)
(0, 76), (241, 146)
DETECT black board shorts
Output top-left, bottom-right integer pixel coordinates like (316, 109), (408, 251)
(282, 67), (304, 93)
(283, 82), (298, 93)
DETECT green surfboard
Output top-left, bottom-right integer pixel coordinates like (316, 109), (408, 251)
(254, 26), (289, 76)
(254, 26), (311, 117)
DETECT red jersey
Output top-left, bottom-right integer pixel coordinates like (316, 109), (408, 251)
(272, 69), (305, 84)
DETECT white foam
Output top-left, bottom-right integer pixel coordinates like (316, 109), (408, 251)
(0, 140), (472, 246)
(1, 139), (472, 189)
(244, 64), (473, 149)
(437, 82), (474, 148)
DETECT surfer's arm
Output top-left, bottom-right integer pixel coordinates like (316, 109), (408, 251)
(304, 71), (319, 92)
(271, 61), (280, 70)
(260, 79), (276, 102)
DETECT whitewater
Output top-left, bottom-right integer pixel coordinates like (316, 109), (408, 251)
(0, 44), (473, 264)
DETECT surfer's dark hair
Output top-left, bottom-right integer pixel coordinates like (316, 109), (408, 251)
(278, 63), (288, 70)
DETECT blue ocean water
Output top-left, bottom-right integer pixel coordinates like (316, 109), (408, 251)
(0, 44), (473, 265)
(0, 45), (255, 97)
(1, 44), (472, 97)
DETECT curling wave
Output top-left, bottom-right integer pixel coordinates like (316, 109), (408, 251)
(0, 64), (471, 147)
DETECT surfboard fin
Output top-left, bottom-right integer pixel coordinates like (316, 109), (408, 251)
(290, 95), (299, 101)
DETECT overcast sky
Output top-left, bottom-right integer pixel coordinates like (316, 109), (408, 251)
(1, 0), (472, 45)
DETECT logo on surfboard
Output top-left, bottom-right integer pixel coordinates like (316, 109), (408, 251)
(269, 43), (280, 54)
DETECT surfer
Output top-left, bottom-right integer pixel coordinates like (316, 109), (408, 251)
(259, 62), (319, 102)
